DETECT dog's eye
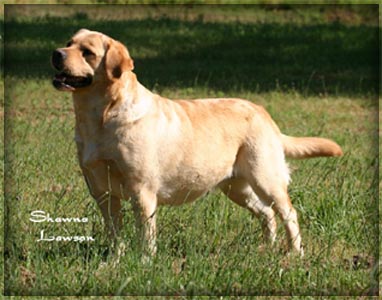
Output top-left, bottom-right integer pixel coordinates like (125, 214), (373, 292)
(66, 41), (73, 47)
(82, 48), (94, 57)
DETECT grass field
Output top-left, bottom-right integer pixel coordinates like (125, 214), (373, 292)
(3, 4), (380, 297)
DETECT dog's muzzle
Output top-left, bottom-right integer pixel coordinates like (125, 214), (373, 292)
(52, 49), (66, 71)
(51, 49), (93, 92)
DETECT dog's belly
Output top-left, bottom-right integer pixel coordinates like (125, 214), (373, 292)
(157, 165), (235, 206)
(84, 161), (230, 204)
(157, 188), (209, 205)
(84, 158), (234, 205)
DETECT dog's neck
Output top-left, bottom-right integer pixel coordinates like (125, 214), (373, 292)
(104, 72), (154, 125)
(72, 71), (154, 131)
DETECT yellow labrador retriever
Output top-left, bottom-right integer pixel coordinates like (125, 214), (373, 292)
(52, 29), (342, 257)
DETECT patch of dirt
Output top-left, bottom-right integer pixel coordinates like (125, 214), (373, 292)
(20, 265), (36, 287)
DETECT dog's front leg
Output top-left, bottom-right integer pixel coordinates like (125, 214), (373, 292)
(95, 194), (123, 239)
(131, 190), (158, 258)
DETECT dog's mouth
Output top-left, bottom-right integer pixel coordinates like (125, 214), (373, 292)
(52, 73), (92, 92)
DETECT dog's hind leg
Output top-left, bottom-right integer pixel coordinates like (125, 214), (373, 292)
(254, 186), (303, 256)
(218, 178), (277, 245)
(238, 140), (303, 256)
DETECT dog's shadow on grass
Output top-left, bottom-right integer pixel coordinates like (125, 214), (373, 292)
(4, 13), (379, 97)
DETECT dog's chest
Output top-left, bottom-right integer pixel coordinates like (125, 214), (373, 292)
(75, 128), (111, 163)
(79, 140), (98, 166)
(75, 126), (127, 197)
(74, 110), (124, 164)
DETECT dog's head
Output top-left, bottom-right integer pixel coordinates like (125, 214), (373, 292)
(51, 29), (134, 92)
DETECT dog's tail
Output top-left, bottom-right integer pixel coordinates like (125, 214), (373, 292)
(282, 134), (343, 159)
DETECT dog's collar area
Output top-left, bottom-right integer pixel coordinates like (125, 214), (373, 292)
(53, 73), (92, 91)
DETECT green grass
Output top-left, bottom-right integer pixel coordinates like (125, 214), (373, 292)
(3, 4), (379, 296)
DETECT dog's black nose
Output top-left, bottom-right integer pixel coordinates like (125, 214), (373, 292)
(51, 49), (67, 71)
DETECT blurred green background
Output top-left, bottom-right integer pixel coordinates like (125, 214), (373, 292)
(3, 4), (379, 96)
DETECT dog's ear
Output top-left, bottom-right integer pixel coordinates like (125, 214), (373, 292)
(105, 39), (134, 80)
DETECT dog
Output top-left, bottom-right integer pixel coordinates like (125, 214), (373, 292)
(51, 29), (343, 257)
